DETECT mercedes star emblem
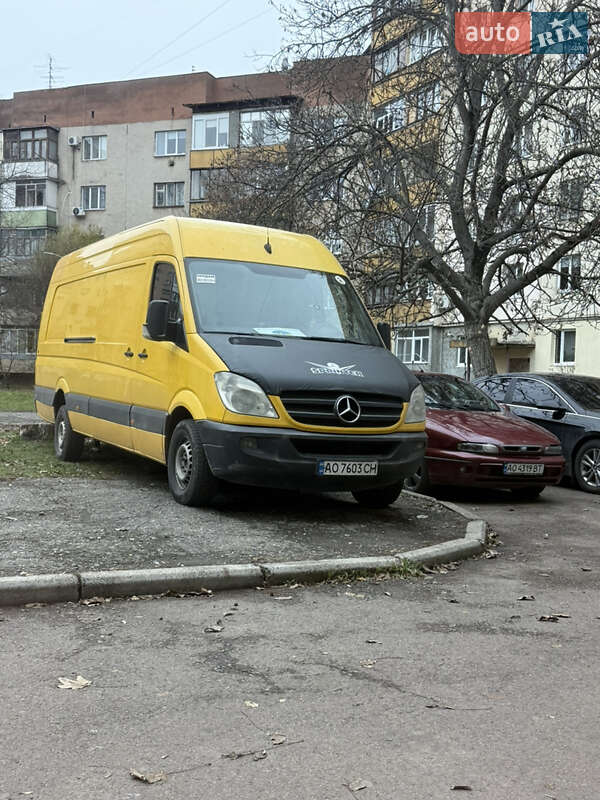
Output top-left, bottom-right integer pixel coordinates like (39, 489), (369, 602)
(334, 394), (361, 424)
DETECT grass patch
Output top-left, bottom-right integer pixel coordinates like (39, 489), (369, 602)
(0, 388), (35, 412)
(0, 431), (165, 480)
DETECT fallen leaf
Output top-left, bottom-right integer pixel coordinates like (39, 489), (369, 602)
(581, 566), (592, 572)
(223, 611), (235, 617)
(451, 786), (472, 791)
(129, 769), (166, 784)
(348, 781), (368, 791)
(80, 596), (109, 606)
(345, 592), (365, 599)
(25, 603), (46, 608)
(57, 675), (91, 690)
(273, 596), (293, 601)
(360, 659), (376, 669)
(204, 623), (224, 633)
(555, 613), (571, 618)
(115, 527), (129, 532)
(253, 750), (267, 761)
(270, 734), (287, 746)
(517, 595), (535, 601)
(365, 639), (381, 644)
(539, 615), (559, 623)
(384, 591), (392, 597)
(244, 700), (259, 708)
(416, 514), (428, 519)
(289, 583), (302, 589)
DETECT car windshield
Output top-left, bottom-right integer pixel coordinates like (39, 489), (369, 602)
(550, 376), (600, 410)
(185, 258), (381, 346)
(418, 374), (500, 412)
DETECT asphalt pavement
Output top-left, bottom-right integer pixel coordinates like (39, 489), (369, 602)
(1, 484), (598, 799)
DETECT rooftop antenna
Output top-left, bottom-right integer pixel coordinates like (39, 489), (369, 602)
(264, 229), (272, 254)
(34, 54), (67, 90)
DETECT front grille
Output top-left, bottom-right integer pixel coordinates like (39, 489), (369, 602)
(291, 438), (398, 457)
(501, 445), (544, 456)
(280, 391), (404, 428)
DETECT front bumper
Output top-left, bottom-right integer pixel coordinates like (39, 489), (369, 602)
(198, 420), (427, 491)
(427, 449), (565, 489)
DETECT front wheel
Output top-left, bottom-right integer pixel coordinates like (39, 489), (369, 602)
(510, 486), (545, 500)
(574, 438), (600, 493)
(352, 480), (404, 509)
(167, 420), (220, 506)
(54, 404), (84, 462)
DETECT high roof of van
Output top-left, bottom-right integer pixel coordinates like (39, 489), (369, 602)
(51, 217), (343, 283)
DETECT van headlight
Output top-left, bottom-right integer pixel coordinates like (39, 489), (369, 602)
(214, 372), (278, 418)
(404, 384), (426, 424)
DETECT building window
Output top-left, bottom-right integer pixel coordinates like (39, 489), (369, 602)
(373, 42), (403, 81)
(155, 130), (186, 157)
(82, 135), (107, 161)
(412, 82), (441, 122)
(190, 169), (223, 201)
(456, 345), (467, 367)
(154, 182), (184, 207)
(396, 327), (430, 364)
(0, 228), (48, 257)
(0, 327), (38, 357)
(408, 25), (442, 64)
(81, 185), (106, 210)
(15, 181), (45, 208)
(374, 99), (405, 133)
(558, 254), (581, 292)
(3, 128), (57, 161)
(555, 330), (576, 364)
(192, 114), (229, 150)
(559, 179), (584, 221)
(240, 109), (290, 146)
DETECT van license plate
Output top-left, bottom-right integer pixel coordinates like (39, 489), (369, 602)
(317, 461), (378, 476)
(503, 463), (544, 475)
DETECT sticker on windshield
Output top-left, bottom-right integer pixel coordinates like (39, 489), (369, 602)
(307, 361), (364, 377)
(254, 327), (306, 337)
(196, 274), (216, 284)
(335, 275), (346, 285)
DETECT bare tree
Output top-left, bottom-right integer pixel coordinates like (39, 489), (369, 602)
(200, 0), (600, 376)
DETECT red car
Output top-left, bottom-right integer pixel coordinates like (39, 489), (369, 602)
(406, 373), (565, 499)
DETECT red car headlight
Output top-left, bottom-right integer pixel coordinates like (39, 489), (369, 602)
(457, 442), (500, 455)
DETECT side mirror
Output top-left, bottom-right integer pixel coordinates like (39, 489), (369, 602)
(145, 300), (169, 340)
(377, 321), (391, 350)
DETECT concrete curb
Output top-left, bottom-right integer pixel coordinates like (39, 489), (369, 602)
(0, 509), (490, 607)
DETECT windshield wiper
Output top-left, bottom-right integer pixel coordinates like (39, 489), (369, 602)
(304, 336), (367, 345)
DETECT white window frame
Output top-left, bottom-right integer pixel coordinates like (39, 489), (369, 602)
(374, 99), (405, 134)
(240, 108), (290, 147)
(15, 181), (45, 208)
(395, 327), (430, 364)
(558, 254), (581, 292)
(81, 185), (106, 211)
(554, 329), (576, 365)
(192, 113), (230, 150)
(190, 168), (224, 201)
(82, 135), (107, 161)
(155, 130), (186, 157)
(408, 25), (441, 64)
(456, 345), (467, 367)
(154, 182), (185, 208)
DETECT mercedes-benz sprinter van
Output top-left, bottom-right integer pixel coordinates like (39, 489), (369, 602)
(35, 217), (426, 507)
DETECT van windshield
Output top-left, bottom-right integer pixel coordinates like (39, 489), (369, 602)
(185, 258), (381, 346)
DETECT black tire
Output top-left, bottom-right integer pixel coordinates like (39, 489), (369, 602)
(510, 486), (545, 500)
(54, 404), (84, 462)
(167, 420), (220, 506)
(352, 480), (404, 509)
(404, 460), (431, 494)
(573, 438), (600, 494)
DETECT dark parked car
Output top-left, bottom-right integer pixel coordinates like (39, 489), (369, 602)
(406, 373), (564, 498)
(473, 373), (600, 493)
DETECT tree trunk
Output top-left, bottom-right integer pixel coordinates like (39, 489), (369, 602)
(464, 320), (497, 378)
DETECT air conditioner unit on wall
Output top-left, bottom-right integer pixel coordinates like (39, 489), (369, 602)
(72, 207), (86, 217)
(67, 136), (80, 147)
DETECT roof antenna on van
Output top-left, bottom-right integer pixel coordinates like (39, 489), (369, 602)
(264, 229), (272, 254)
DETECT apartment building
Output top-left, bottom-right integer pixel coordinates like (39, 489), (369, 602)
(0, 69), (303, 372)
(367, 2), (600, 379)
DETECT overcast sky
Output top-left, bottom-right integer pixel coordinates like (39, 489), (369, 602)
(1, 0), (287, 99)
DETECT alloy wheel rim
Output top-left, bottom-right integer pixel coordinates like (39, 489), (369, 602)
(580, 447), (600, 488)
(175, 440), (193, 489)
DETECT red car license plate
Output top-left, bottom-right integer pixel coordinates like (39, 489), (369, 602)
(503, 463), (544, 475)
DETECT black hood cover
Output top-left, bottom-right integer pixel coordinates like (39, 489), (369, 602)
(201, 334), (418, 400)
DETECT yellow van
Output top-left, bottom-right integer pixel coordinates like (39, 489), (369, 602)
(35, 217), (426, 507)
